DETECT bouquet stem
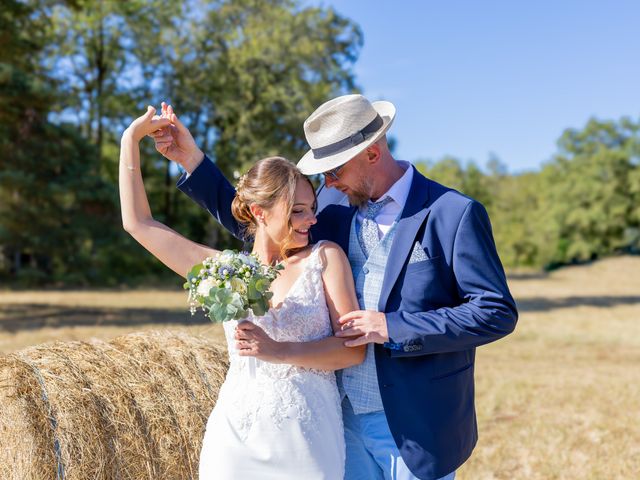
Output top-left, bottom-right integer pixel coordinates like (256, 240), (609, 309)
(248, 357), (257, 379)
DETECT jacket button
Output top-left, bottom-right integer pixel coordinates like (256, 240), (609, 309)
(362, 267), (369, 274)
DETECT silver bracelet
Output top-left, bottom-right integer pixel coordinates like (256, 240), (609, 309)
(126, 165), (135, 171)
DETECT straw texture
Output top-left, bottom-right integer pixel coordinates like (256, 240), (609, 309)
(0, 331), (228, 480)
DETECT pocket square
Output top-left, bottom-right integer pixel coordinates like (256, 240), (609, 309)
(408, 242), (429, 264)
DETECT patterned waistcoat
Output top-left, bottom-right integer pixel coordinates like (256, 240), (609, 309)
(340, 214), (399, 414)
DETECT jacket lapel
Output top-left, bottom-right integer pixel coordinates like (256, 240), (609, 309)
(377, 168), (432, 311)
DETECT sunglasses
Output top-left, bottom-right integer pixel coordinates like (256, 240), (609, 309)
(323, 163), (345, 181)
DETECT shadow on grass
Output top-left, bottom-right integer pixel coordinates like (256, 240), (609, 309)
(0, 303), (209, 332)
(507, 271), (550, 280)
(516, 295), (640, 312)
(3, 295), (640, 331)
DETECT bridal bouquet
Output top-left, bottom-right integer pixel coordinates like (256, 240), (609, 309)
(185, 250), (283, 322)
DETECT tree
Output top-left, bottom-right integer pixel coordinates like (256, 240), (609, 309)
(1, 0), (364, 285)
(152, 0), (363, 252)
(44, 0), (183, 161)
(0, 0), (116, 284)
(164, 0), (362, 175)
(415, 156), (492, 207)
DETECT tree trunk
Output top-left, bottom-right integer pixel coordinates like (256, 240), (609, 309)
(164, 160), (172, 222)
(95, 2), (105, 164)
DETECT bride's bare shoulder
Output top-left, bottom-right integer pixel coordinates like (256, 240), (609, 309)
(314, 241), (348, 269)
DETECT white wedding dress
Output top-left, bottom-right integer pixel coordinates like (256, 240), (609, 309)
(199, 241), (345, 479)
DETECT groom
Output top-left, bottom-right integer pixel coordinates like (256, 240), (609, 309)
(153, 95), (517, 480)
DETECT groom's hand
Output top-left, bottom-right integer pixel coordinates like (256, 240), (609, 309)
(147, 102), (204, 174)
(335, 310), (389, 346)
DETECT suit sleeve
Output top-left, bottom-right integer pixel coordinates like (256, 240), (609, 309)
(384, 201), (518, 356)
(176, 156), (243, 240)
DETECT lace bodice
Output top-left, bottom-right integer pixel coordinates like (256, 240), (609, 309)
(223, 241), (333, 378)
(217, 241), (341, 438)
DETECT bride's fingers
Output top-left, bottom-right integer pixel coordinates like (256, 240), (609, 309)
(153, 132), (173, 143)
(237, 349), (257, 357)
(237, 322), (256, 331)
(147, 129), (164, 138)
(236, 340), (254, 349)
(234, 330), (251, 341)
(144, 105), (156, 117)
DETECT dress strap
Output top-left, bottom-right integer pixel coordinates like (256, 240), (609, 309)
(311, 240), (327, 253)
(308, 241), (327, 270)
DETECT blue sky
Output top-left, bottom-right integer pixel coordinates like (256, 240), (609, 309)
(313, 0), (640, 173)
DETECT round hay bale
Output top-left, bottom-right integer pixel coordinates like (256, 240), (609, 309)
(0, 331), (228, 480)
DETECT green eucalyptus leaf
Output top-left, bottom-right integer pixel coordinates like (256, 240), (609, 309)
(255, 278), (269, 293)
(212, 304), (231, 322)
(187, 263), (202, 281)
(251, 298), (270, 316)
(247, 282), (261, 300)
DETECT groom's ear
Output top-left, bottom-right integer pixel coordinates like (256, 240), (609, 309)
(365, 144), (381, 164)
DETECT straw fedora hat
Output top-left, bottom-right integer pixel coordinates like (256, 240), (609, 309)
(297, 94), (396, 175)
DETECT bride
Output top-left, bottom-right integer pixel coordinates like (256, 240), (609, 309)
(119, 106), (364, 479)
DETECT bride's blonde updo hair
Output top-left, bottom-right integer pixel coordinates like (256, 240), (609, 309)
(231, 157), (316, 258)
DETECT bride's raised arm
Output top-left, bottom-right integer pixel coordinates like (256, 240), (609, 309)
(119, 106), (218, 277)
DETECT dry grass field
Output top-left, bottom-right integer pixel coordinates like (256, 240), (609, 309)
(1, 256), (639, 478)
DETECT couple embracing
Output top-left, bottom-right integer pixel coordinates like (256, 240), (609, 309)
(119, 94), (518, 479)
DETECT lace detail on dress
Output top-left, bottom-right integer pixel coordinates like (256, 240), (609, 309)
(219, 241), (341, 440)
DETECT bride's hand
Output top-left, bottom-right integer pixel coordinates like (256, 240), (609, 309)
(147, 102), (204, 173)
(123, 106), (171, 143)
(235, 322), (287, 363)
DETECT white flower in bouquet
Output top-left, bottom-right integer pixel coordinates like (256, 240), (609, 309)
(196, 277), (217, 297)
(229, 277), (247, 295)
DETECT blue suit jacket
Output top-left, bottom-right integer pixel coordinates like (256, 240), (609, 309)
(178, 158), (518, 480)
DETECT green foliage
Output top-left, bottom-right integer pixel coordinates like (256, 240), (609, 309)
(1, 0), (360, 286)
(204, 287), (245, 322)
(0, 0), (118, 285)
(538, 119), (640, 265)
(416, 156), (493, 208)
(2, 0), (638, 284)
(417, 117), (640, 270)
(164, 0), (362, 175)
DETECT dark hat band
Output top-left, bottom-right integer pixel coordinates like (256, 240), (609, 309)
(311, 114), (384, 159)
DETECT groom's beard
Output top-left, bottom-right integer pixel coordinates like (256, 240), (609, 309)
(346, 176), (373, 208)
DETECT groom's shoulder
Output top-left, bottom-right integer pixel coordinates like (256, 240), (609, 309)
(316, 203), (355, 222)
(311, 204), (354, 243)
(420, 173), (477, 216)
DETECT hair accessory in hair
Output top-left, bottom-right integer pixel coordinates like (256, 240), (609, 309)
(236, 173), (248, 192)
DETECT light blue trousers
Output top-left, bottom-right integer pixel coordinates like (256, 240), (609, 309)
(342, 397), (456, 480)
